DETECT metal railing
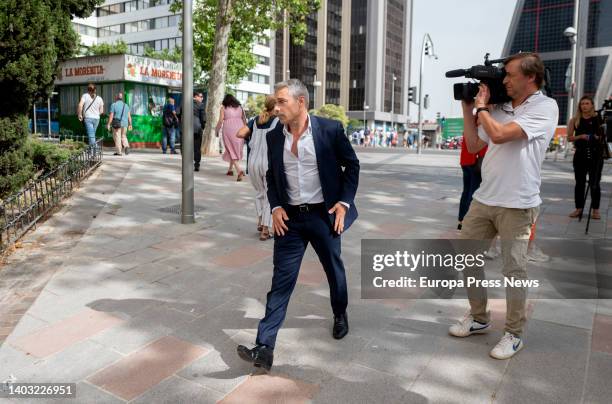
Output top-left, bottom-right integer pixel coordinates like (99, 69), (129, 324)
(0, 138), (103, 254)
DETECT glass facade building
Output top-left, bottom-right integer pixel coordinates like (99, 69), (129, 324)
(504, 0), (612, 124)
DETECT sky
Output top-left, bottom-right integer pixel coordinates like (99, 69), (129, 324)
(409, 0), (518, 121)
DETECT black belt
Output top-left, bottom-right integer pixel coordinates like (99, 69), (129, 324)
(286, 203), (325, 214)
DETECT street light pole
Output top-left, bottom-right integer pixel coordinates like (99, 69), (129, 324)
(181, 0), (195, 224)
(567, 0), (580, 126)
(363, 104), (369, 130)
(417, 33), (436, 155)
(390, 74), (396, 132)
(313, 74), (322, 109)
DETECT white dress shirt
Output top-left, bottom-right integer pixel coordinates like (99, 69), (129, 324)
(283, 115), (324, 205)
(271, 115), (349, 212)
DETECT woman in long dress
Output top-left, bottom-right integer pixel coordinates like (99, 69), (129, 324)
(216, 94), (247, 181)
(237, 95), (278, 240)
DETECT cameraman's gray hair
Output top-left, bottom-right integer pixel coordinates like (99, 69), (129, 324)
(274, 79), (309, 106)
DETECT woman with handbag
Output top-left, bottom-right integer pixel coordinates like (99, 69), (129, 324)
(567, 96), (606, 220)
(77, 83), (104, 148)
(237, 95), (278, 240)
(107, 92), (132, 156)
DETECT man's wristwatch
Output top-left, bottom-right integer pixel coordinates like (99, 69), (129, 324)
(476, 107), (490, 116)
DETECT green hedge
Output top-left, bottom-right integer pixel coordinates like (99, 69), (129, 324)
(27, 138), (86, 174)
(0, 120), (88, 200)
(0, 116), (35, 199)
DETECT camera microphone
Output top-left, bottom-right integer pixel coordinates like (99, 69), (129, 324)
(445, 69), (469, 78)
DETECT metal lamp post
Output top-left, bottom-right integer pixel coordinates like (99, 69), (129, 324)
(363, 104), (369, 130)
(313, 74), (322, 109)
(181, 0), (195, 224)
(390, 74), (396, 132)
(417, 33), (437, 155)
(565, 0), (580, 124)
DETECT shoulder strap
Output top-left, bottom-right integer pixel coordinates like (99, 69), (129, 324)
(118, 103), (126, 120)
(83, 95), (97, 114)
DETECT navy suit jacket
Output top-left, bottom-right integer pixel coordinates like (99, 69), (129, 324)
(265, 115), (360, 232)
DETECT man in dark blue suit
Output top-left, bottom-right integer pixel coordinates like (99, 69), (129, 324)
(237, 79), (360, 371)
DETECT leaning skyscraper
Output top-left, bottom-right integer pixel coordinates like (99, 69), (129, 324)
(503, 0), (612, 124)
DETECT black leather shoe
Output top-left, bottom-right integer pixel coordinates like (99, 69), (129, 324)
(194, 165), (200, 172)
(333, 312), (349, 339)
(237, 344), (273, 371)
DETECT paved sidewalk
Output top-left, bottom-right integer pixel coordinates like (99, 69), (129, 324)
(0, 149), (611, 403)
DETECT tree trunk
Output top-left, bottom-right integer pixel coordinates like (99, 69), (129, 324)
(202, 0), (234, 156)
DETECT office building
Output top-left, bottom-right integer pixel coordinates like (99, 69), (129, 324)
(72, 0), (273, 101)
(504, 0), (612, 123)
(275, 0), (413, 130)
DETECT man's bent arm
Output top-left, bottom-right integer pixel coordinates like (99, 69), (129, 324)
(266, 133), (282, 211)
(478, 111), (527, 144)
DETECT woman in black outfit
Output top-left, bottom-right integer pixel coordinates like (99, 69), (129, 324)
(567, 96), (605, 220)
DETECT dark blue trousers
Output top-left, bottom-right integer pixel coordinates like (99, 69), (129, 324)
(458, 164), (482, 222)
(256, 207), (348, 349)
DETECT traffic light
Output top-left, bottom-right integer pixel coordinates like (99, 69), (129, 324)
(408, 86), (417, 103)
(425, 43), (430, 56)
(436, 112), (441, 120)
(424, 94), (430, 109)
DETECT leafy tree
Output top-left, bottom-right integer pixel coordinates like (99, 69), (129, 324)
(347, 119), (363, 130)
(244, 94), (267, 118)
(143, 45), (183, 63)
(173, 0), (320, 155)
(311, 104), (349, 128)
(85, 40), (128, 55)
(0, 0), (101, 199)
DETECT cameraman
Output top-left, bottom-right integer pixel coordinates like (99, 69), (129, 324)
(567, 95), (606, 220)
(449, 52), (558, 359)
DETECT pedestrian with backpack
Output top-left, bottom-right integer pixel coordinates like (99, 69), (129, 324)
(162, 97), (179, 154)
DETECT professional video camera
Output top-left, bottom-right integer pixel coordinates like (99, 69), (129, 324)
(446, 53), (510, 104)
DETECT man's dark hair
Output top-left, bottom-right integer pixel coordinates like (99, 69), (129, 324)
(193, 91), (203, 97)
(504, 52), (545, 88)
(222, 94), (241, 108)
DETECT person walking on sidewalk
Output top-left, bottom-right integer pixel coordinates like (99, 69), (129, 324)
(567, 95), (606, 220)
(193, 91), (206, 171)
(458, 133), (487, 230)
(237, 95), (280, 241)
(450, 52), (558, 359)
(237, 79), (360, 371)
(77, 83), (104, 148)
(216, 94), (247, 181)
(162, 97), (179, 154)
(107, 92), (132, 156)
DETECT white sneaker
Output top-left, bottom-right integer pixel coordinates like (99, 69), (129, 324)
(490, 332), (523, 359)
(449, 314), (491, 337)
(484, 245), (501, 260)
(527, 245), (549, 262)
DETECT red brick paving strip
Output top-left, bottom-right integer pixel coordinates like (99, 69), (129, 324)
(212, 245), (272, 269)
(87, 336), (209, 401)
(592, 314), (612, 354)
(219, 374), (319, 404)
(10, 308), (124, 358)
(297, 260), (326, 286)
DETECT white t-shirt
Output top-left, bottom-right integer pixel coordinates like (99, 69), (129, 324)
(80, 93), (104, 119)
(473, 91), (559, 209)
